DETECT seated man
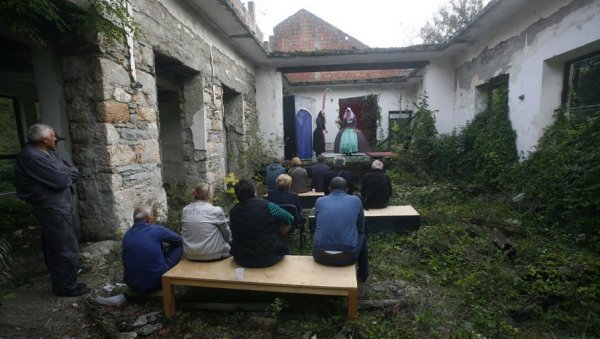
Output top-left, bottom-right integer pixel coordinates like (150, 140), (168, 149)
(181, 183), (232, 261)
(229, 179), (294, 268)
(361, 160), (393, 209)
(265, 156), (286, 191)
(122, 206), (183, 292)
(310, 154), (330, 192)
(312, 177), (368, 282)
(322, 156), (355, 195)
(267, 174), (302, 216)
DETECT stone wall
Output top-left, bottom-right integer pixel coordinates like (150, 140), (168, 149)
(61, 35), (167, 240)
(58, 0), (258, 240)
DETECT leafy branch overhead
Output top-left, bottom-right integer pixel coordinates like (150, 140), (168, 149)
(0, 0), (138, 46)
(420, 0), (483, 44)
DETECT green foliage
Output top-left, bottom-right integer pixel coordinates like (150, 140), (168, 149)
(0, 0), (137, 47)
(163, 182), (193, 234)
(0, 238), (14, 288)
(360, 94), (382, 146)
(408, 94), (438, 168)
(399, 89), (518, 193)
(0, 98), (21, 157)
(420, 0), (484, 44)
(517, 109), (600, 235)
(0, 198), (36, 233)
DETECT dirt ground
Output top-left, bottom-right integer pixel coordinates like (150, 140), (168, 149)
(0, 224), (125, 338)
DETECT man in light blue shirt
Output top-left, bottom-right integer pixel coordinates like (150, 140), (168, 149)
(312, 177), (368, 282)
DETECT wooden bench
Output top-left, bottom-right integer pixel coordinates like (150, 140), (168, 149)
(298, 190), (324, 209)
(162, 256), (358, 319)
(308, 205), (421, 234)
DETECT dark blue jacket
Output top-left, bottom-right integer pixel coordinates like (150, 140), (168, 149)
(266, 163), (286, 190)
(15, 144), (78, 208)
(310, 162), (330, 192)
(122, 222), (182, 292)
(267, 189), (302, 216)
(313, 190), (364, 252)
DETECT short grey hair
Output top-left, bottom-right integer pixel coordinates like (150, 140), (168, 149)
(27, 124), (54, 144)
(372, 160), (384, 170)
(193, 183), (212, 201)
(133, 205), (153, 222)
(333, 156), (345, 167)
(329, 177), (348, 191)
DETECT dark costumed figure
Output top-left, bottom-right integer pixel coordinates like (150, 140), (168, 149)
(312, 111), (327, 156)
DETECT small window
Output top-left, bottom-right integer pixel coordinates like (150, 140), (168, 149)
(477, 74), (509, 113)
(563, 51), (600, 119)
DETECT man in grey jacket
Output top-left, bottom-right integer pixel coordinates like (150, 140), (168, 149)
(181, 183), (232, 261)
(15, 124), (89, 297)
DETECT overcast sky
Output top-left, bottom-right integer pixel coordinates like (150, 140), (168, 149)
(245, 0), (458, 47)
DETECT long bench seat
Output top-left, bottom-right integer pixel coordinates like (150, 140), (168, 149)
(162, 256), (358, 319)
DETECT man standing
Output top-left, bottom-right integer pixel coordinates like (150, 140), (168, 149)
(361, 160), (393, 209)
(310, 154), (330, 192)
(15, 124), (89, 297)
(312, 177), (368, 282)
(322, 156), (355, 195)
(122, 206), (183, 292)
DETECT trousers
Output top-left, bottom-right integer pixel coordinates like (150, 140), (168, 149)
(34, 206), (80, 293)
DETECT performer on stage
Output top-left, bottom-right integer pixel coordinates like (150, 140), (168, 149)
(312, 111), (327, 156)
(334, 107), (370, 155)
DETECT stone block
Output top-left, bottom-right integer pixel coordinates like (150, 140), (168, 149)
(108, 144), (136, 167)
(147, 123), (159, 139)
(136, 70), (157, 106)
(112, 87), (132, 103)
(103, 123), (120, 145)
(98, 101), (130, 123)
(137, 106), (157, 122)
(100, 57), (131, 90)
(120, 127), (149, 141)
(137, 139), (160, 164)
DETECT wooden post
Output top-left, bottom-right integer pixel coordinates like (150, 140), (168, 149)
(162, 276), (176, 317)
(347, 288), (358, 319)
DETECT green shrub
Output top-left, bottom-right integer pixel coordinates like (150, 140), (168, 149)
(517, 109), (600, 236)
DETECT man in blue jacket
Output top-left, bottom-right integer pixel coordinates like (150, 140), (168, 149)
(312, 177), (369, 282)
(15, 124), (89, 297)
(122, 206), (183, 292)
(265, 156), (286, 191)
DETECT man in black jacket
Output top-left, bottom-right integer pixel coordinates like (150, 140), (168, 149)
(15, 124), (90, 297)
(322, 156), (355, 195)
(229, 179), (293, 268)
(361, 160), (393, 209)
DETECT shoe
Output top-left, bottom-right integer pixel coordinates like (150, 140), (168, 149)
(77, 266), (92, 275)
(56, 283), (91, 297)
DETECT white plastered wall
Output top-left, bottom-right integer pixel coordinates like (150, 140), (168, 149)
(255, 67), (284, 157)
(441, 0), (600, 155)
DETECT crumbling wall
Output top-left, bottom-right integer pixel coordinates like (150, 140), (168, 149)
(61, 0), (257, 240)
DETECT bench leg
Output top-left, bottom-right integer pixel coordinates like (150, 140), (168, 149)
(347, 288), (358, 319)
(162, 276), (176, 318)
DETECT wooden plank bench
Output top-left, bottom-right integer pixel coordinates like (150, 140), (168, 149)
(298, 190), (324, 209)
(308, 205), (421, 234)
(162, 256), (358, 319)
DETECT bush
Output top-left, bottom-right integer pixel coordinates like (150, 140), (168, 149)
(517, 109), (600, 236)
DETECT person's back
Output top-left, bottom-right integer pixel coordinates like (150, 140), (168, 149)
(288, 157), (309, 193)
(181, 183), (231, 261)
(361, 160), (393, 209)
(266, 157), (285, 190)
(229, 179), (293, 268)
(323, 157), (355, 194)
(313, 190), (362, 251)
(123, 207), (182, 292)
(312, 177), (368, 282)
(310, 155), (330, 192)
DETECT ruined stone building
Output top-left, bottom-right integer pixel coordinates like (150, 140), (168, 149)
(1, 0), (598, 240)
